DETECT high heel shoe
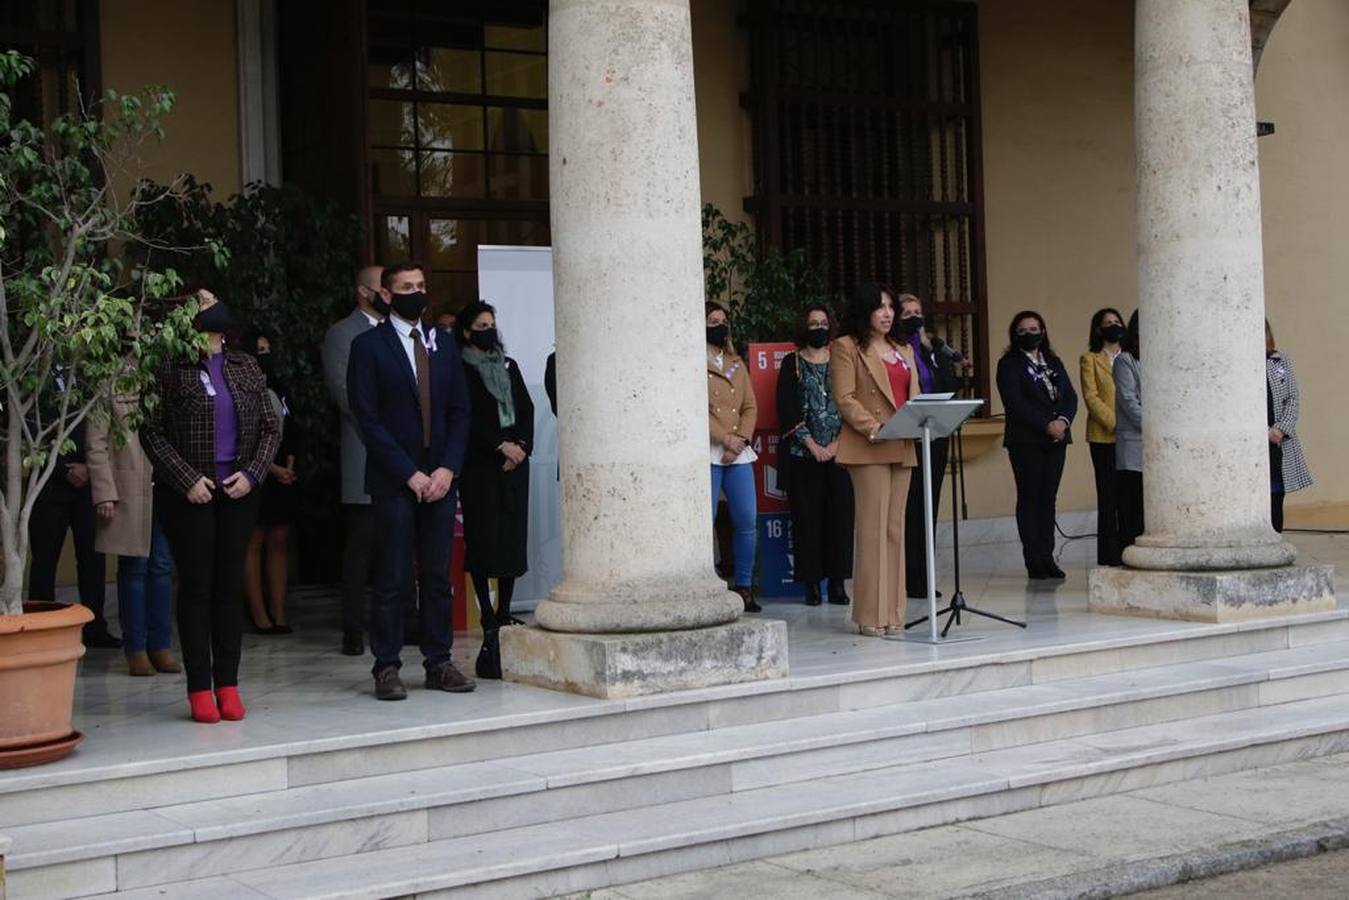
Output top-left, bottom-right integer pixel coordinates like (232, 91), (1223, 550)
(188, 690), (220, 724)
(804, 583), (822, 607)
(855, 623), (884, 637)
(215, 686), (246, 721)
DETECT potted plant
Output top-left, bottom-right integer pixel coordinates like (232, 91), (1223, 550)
(0, 52), (202, 768)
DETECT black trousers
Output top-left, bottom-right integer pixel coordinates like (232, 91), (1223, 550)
(27, 480), (107, 624)
(1271, 491), (1285, 534)
(370, 486), (456, 675)
(786, 456), (854, 585)
(1117, 470), (1145, 552)
(1007, 443), (1067, 570)
(904, 436), (949, 597)
(157, 486), (260, 692)
(1088, 442), (1121, 566)
(340, 504), (377, 634)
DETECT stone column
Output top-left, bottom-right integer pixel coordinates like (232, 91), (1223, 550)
(1089, 0), (1333, 621)
(500, 0), (787, 696)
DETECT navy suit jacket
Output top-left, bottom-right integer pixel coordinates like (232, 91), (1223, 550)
(347, 318), (470, 497)
(996, 351), (1078, 446)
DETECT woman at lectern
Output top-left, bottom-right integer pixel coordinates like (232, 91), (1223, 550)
(706, 302), (761, 613)
(776, 303), (854, 607)
(830, 283), (920, 636)
(996, 310), (1078, 580)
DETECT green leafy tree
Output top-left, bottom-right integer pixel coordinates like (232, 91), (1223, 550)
(0, 52), (204, 615)
(702, 203), (828, 345)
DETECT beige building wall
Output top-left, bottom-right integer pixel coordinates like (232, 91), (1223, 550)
(689, 0), (1349, 523)
(1253, 0), (1349, 520)
(99, 0), (242, 199)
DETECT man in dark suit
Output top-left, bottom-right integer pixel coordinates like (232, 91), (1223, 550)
(347, 261), (475, 699)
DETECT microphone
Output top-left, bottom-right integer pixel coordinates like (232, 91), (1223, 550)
(931, 336), (967, 364)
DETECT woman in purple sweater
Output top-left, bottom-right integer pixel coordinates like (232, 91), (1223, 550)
(143, 291), (280, 724)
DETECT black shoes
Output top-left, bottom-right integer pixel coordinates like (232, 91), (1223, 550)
(426, 661), (477, 693)
(374, 666), (407, 701)
(82, 624), (123, 649)
(341, 630), (364, 656)
(733, 586), (762, 613)
(828, 583), (851, 606)
(804, 583), (823, 607)
(1027, 560), (1067, 580)
(475, 630), (502, 680)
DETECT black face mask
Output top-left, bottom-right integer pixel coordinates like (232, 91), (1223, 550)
(390, 290), (428, 321)
(1015, 331), (1044, 352)
(898, 315), (924, 336)
(1101, 323), (1126, 344)
(194, 301), (235, 334)
(469, 327), (498, 351)
(368, 290), (391, 318)
(706, 323), (729, 347)
(806, 328), (830, 349)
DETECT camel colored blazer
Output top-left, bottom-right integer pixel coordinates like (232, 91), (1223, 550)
(1079, 350), (1117, 444)
(830, 335), (919, 466)
(707, 351), (757, 445)
(85, 396), (154, 558)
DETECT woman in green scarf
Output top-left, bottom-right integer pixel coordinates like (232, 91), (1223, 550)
(455, 300), (535, 679)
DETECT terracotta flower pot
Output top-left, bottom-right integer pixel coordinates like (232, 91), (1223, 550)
(0, 601), (93, 768)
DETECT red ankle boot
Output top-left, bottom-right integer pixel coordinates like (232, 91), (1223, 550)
(215, 686), (246, 721)
(188, 690), (221, 724)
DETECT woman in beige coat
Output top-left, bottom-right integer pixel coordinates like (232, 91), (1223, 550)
(86, 397), (179, 676)
(831, 282), (920, 636)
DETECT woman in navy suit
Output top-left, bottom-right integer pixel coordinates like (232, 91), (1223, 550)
(996, 310), (1078, 579)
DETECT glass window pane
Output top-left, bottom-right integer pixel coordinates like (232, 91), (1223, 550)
(369, 148), (417, 196)
(485, 51), (545, 98)
(427, 219), (480, 270)
(429, 271), (480, 312)
(419, 151), (485, 198)
(374, 215), (412, 262)
(368, 100), (416, 147)
(487, 107), (547, 153)
(485, 24), (545, 52)
(368, 58), (414, 90)
(418, 103), (484, 150)
(484, 219), (551, 246)
(418, 48), (482, 94)
(488, 154), (549, 201)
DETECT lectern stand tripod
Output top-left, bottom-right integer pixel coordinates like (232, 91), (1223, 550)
(904, 419), (1027, 639)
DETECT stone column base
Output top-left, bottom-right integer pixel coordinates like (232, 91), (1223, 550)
(1089, 564), (1336, 623)
(500, 619), (789, 699)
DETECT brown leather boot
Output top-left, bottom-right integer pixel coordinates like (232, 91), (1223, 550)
(733, 586), (762, 613)
(126, 652), (156, 677)
(148, 649), (182, 674)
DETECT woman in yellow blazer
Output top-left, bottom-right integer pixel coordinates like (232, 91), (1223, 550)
(706, 302), (761, 612)
(1079, 308), (1127, 566)
(831, 282), (920, 636)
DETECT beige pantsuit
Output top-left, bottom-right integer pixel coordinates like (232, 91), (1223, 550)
(847, 463), (913, 628)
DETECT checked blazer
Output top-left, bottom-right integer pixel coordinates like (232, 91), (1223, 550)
(1267, 351), (1313, 493)
(142, 351), (281, 495)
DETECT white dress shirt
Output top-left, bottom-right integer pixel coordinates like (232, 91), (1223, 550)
(388, 314), (422, 377)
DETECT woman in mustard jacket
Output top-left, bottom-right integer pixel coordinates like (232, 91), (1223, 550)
(706, 302), (760, 612)
(830, 282), (920, 636)
(1079, 307), (1127, 566)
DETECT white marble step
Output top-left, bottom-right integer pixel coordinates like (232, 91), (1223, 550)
(9, 640), (1349, 893)
(74, 692), (1349, 900)
(5, 608), (1342, 829)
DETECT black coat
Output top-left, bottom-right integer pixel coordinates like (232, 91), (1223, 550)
(996, 351), (1078, 445)
(463, 356), (535, 468)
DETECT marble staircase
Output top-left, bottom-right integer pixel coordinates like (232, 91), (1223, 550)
(5, 611), (1349, 899)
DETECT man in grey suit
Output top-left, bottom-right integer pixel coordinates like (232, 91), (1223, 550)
(323, 266), (385, 655)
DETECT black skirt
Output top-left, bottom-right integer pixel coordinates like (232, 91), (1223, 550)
(257, 478), (298, 527)
(460, 458), (530, 578)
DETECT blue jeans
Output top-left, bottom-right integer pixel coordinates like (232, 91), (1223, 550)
(711, 463), (757, 588)
(118, 519), (175, 653)
(370, 487), (457, 675)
